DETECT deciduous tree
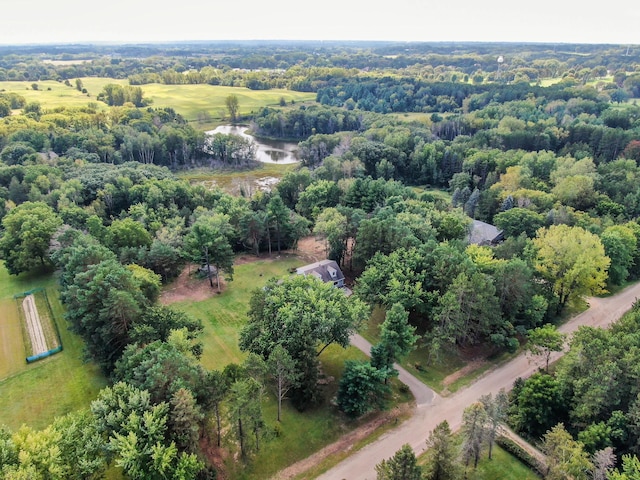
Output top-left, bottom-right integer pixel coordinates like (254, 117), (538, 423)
(0, 201), (62, 275)
(525, 324), (566, 372)
(533, 225), (610, 313)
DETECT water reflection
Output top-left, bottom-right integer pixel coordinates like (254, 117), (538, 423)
(207, 125), (300, 164)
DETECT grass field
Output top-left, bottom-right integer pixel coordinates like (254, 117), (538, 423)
(176, 162), (298, 195)
(0, 262), (107, 431)
(0, 78), (316, 129)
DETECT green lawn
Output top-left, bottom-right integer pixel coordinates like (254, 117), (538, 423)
(0, 262), (108, 431)
(467, 444), (541, 479)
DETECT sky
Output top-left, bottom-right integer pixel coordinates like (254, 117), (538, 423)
(2, 0), (639, 46)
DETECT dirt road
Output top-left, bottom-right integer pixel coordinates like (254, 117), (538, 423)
(316, 282), (640, 480)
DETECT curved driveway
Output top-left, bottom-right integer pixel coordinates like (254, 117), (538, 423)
(317, 282), (640, 480)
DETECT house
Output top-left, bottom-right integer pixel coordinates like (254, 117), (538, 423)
(467, 219), (504, 246)
(296, 259), (345, 288)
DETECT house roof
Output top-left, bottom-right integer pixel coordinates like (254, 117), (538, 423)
(468, 220), (504, 246)
(296, 259), (345, 284)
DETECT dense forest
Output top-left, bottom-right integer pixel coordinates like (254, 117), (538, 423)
(1, 40), (640, 479)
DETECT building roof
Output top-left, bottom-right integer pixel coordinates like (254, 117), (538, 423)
(468, 219), (504, 246)
(296, 259), (345, 284)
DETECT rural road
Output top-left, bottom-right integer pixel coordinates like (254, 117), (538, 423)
(317, 282), (640, 480)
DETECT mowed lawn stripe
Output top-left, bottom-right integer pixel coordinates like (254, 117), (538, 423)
(0, 299), (25, 380)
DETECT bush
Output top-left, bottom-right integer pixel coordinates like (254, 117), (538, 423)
(495, 435), (545, 475)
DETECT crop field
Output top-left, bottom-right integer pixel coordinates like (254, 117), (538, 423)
(0, 78), (316, 128)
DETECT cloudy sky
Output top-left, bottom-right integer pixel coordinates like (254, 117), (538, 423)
(2, 0), (639, 45)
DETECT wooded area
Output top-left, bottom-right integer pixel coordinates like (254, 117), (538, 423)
(1, 40), (639, 479)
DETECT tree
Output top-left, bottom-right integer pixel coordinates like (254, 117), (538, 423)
(480, 390), (508, 459)
(113, 341), (207, 407)
(129, 305), (203, 355)
(62, 259), (146, 371)
(91, 382), (203, 480)
(609, 454), (640, 480)
(51, 411), (106, 480)
(460, 402), (488, 468)
(225, 94), (240, 122)
(533, 225), (610, 313)
(433, 271), (502, 349)
(184, 212), (235, 291)
(337, 360), (389, 418)
(511, 373), (567, 438)
(267, 193), (289, 254)
(601, 225), (636, 286)
(379, 303), (419, 362)
(227, 378), (263, 459)
(525, 324), (566, 372)
(0, 201), (62, 275)
(240, 275), (368, 410)
(375, 444), (422, 480)
(168, 388), (203, 453)
(542, 423), (593, 480)
(371, 303), (419, 381)
(198, 370), (228, 448)
(314, 207), (348, 264)
(423, 420), (461, 480)
(592, 447), (615, 480)
(266, 345), (300, 422)
(493, 207), (545, 239)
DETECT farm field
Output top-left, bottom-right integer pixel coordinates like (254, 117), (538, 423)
(0, 262), (107, 431)
(0, 78), (316, 127)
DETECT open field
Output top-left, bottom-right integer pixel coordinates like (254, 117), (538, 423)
(1, 78), (316, 128)
(0, 262), (107, 431)
(176, 162), (298, 195)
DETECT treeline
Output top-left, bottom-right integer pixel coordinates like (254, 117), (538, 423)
(506, 304), (640, 478)
(0, 156), (317, 476)
(0, 102), (258, 168)
(2, 41), (639, 93)
(316, 75), (640, 113)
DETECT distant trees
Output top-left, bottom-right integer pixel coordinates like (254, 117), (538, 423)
(97, 84), (148, 107)
(225, 94), (240, 122)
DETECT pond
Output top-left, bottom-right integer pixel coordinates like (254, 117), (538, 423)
(207, 125), (300, 164)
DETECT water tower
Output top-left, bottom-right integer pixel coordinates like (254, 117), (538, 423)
(497, 55), (504, 80)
